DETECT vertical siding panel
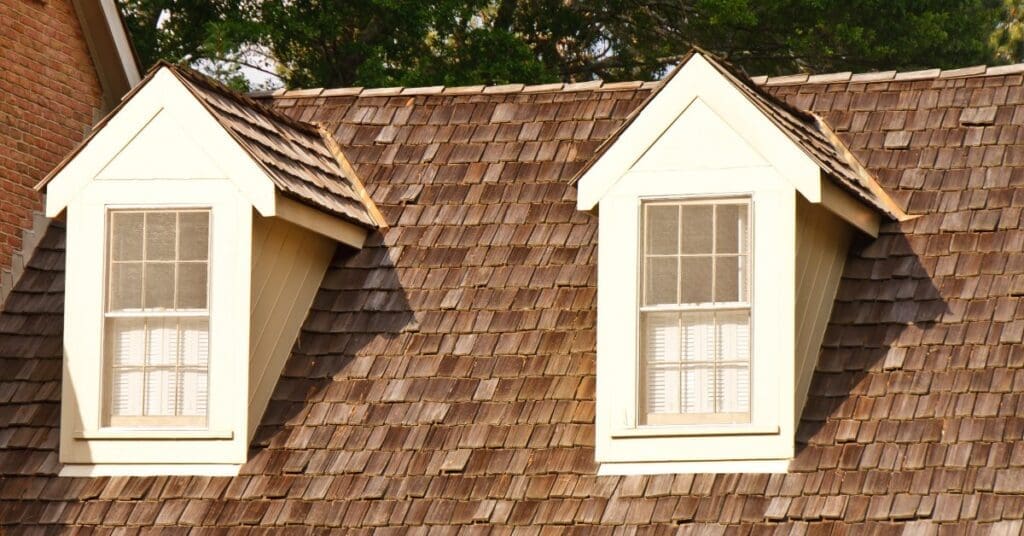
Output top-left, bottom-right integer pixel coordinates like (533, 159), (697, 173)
(247, 216), (335, 438)
(249, 246), (331, 436)
(793, 198), (852, 422)
(250, 209), (274, 275)
(250, 215), (290, 316)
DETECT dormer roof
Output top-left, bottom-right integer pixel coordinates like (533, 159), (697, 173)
(39, 63), (385, 231)
(574, 51), (908, 223)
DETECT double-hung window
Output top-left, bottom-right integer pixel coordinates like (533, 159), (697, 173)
(640, 198), (751, 426)
(104, 209), (211, 428)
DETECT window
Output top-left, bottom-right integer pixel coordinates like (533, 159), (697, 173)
(640, 198), (751, 425)
(104, 209), (210, 428)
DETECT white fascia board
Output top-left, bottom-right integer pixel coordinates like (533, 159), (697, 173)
(274, 193), (368, 248)
(45, 67), (276, 217)
(577, 53), (820, 210)
(98, 0), (141, 87)
(819, 178), (881, 237)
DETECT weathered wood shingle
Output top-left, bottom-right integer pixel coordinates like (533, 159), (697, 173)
(169, 64), (382, 228)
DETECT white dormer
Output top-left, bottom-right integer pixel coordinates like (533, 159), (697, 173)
(40, 64), (383, 476)
(576, 52), (906, 474)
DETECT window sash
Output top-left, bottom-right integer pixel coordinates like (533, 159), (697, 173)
(103, 208), (211, 428)
(641, 198), (751, 308)
(639, 197), (752, 426)
(640, 309), (751, 424)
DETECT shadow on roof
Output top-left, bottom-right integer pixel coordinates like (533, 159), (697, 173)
(793, 229), (947, 468)
(247, 231), (416, 465)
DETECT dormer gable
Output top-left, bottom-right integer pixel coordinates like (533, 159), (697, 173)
(40, 64), (382, 476)
(575, 52), (908, 474)
(576, 52), (906, 235)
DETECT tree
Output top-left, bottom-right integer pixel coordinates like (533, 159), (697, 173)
(119, 0), (268, 90)
(120, 0), (1007, 90)
(992, 0), (1024, 63)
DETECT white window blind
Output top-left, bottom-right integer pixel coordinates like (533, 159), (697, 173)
(640, 199), (751, 425)
(105, 209), (210, 427)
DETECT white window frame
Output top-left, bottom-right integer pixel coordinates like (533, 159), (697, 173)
(638, 197), (752, 427)
(101, 207), (212, 429)
(60, 179), (252, 467)
(594, 168), (796, 473)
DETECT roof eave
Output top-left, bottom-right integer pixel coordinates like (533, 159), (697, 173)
(71, 0), (142, 110)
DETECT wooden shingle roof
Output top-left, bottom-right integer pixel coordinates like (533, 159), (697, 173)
(4, 61), (1024, 531)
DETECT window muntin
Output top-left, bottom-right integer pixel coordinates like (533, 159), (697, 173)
(104, 209), (210, 428)
(640, 198), (751, 425)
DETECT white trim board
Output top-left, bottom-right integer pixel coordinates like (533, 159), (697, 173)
(598, 459), (790, 476)
(59, 464), (242, 477)
(576, 53), (820, 211)
(98, 0), (141, 88)
(44, 68), (276, 217)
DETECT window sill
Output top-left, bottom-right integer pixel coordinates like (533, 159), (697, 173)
(598, 458), (789, 475)
(60, 463), (242, 477)
(74, 428), (234, 440)
(611, 423), (779, 439)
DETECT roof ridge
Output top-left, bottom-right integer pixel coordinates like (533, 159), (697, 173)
(253, 60), (1024, 99)
(251, 80), (662, 99)
(753, 62), (1024, 86)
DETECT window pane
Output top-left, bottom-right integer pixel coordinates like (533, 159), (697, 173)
(646, 364), (680, 415)
(111, 370), (143, 416)
(682, 364), (715, 413)
(715, 256), (743, 302)
(679, 257), (712, 304)
(179, 212), (209, 261)
(180, 319), (209, 366)
(681, 313), (715, 363)
(145, 369), (177, 416)
(715, 204), (748, 254)
(177, 263), (208, 309)
(716, 311), (750, 362)
(679, 205), (713, 254)
(145, 212), (177, 261)
(108, 318), (145, 367)
(718, 364), (750, 413)
(180, 370), (208, 417)
(645, 257), (678, 305)
(646, 205), (678, 255)
(110, 212), (144, 261)
(143, 263), (175, 309)
(146, 317), (179, 367)
(644, 312), (680, 363)
(109, 263), (143, 310)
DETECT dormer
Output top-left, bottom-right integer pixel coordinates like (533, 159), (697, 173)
(576, 52), (908, 474)
(39, 63), (384, 476)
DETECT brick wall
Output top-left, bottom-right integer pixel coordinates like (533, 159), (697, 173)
(0, 0), (103, 271)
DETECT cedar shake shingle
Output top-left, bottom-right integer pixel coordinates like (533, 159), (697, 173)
(7, 62), (1024, 530)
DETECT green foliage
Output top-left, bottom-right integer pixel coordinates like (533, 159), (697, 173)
(119, 0), (1007, 90)
(992, 1), (1024, 63)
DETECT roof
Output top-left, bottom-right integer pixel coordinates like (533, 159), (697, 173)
(72, 0), (142, 108)
(167, 64), (384, 229)
(706, 54), (907, 219)
(571, 52), (907, 219)
(39, 62), (384, 229)
(5, 60), (1024, 530)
